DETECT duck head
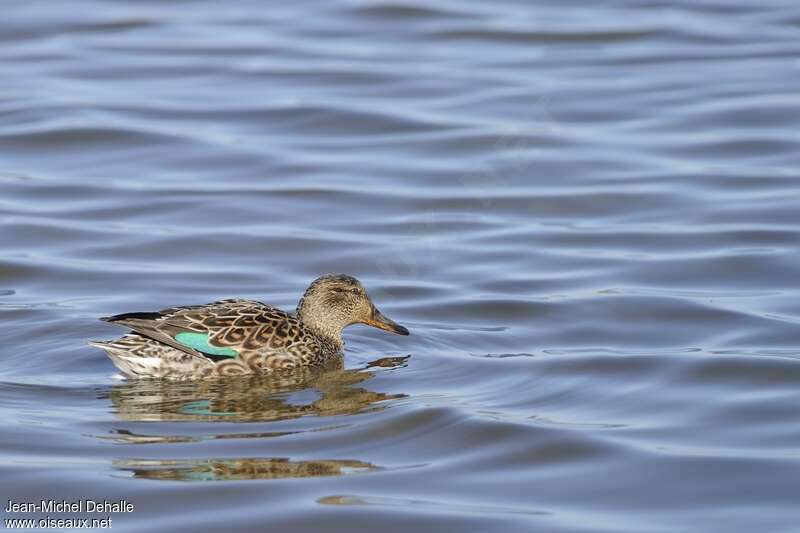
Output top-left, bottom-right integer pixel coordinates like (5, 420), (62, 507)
(296, 274), (409, 346)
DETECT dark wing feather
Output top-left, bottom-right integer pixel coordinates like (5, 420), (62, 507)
(102, 315), (206, 358)
(102, 299), (296, 359)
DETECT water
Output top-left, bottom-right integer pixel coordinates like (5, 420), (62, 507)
(2, 0), (800, 531)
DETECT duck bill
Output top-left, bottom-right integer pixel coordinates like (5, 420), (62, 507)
(365, 308), (409, 336)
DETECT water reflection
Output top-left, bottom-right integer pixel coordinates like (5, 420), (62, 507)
(318, 495), (548, 516)
(100, 356), (410, 423)
(116, 457), (379, 482)
(99, 357), (408, 481)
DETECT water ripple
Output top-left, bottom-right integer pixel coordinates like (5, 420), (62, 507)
(2, 0), (800, 531)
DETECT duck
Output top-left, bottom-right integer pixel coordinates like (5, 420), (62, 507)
(90, 274), (409, 380)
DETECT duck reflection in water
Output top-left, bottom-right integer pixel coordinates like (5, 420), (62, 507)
(101, 356), (409, 481)
(115, 457), (380, 482)
(101, 355), (409, 423)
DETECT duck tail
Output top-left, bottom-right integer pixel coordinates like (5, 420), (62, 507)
(88, 339), (111, 349)
(89, 338), (157, 378)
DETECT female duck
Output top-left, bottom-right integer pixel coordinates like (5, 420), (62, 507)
(91, 274), (409, 380)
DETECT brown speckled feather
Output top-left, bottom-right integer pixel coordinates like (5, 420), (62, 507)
(102, 299), (333, 374)
(93, 275), (408, 380)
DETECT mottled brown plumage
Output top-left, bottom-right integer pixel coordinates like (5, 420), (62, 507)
(91, 274), (409, 380)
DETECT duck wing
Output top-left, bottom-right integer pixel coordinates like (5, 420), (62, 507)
(102, 299), (298, 361)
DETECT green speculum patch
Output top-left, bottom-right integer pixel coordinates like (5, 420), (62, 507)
(175, 332), (238, 357)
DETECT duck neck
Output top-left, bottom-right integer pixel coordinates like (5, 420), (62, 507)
(296, 304), (345, 351)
